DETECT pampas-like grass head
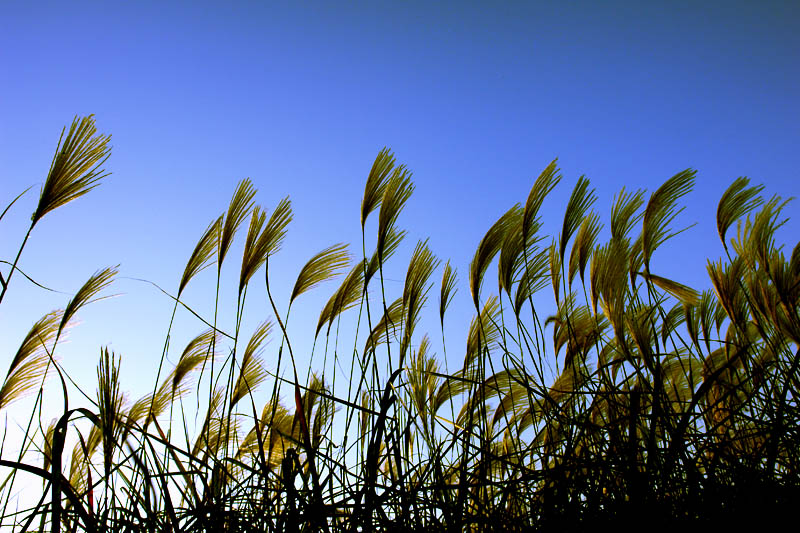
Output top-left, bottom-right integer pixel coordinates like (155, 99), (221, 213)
(0, 310), (63, 410)
(32, 115), (111, 226)
(291, 243), (350, 304)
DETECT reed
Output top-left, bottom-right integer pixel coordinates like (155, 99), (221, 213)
(1, 116), (798, 531)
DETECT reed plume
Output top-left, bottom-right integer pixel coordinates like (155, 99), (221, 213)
(31, 115), (111, 226)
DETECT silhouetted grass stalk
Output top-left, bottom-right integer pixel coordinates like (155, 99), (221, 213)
(1, 117), (799, 531)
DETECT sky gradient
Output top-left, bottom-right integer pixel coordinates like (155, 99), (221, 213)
(2, 1), (799, 416)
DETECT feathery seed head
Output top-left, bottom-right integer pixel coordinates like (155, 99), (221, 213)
(440, 261), (458, 327)
(400, 240), (439, 362)
(32, 115), (111, 226)
(231, 322), (271, 408)
(377, 168), (414, 263)
(0, 310), (63, 410)
(239, 197), (293, 292)
(362, 148), (396, 228)
(523, 159), (561, 241)
(291, 243), (350, 304)
(610, 187), (645, 242)
(642, 169), (696, 272)
(179, 215), (222, 296)
(568, 212), (603, 285)
(559, 175), (596, 262)
(717, 177), (765, 250)
(317, 261), (365, 337)
(219, 178), (257, 270)
(60, 266), (118, 338)
(469, 205), (522, 309)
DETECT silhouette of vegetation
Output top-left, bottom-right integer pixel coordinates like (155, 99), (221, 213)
(1, 116), (798, 531)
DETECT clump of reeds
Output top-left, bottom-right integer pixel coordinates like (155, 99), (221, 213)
(1, 116), (798, 532)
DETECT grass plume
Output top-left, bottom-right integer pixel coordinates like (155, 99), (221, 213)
(32, 115), (111, 226)
(2, 128), (799, 531)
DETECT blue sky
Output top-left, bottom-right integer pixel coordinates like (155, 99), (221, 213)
(1, 1), (799, 417)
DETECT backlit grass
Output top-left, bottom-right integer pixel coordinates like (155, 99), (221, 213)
(1, 116), (798, 531)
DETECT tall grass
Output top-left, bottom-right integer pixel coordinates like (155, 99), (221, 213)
(1, 116), (798, 531)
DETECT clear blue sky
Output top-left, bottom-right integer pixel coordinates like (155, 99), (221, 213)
(1, 1), (799, 410)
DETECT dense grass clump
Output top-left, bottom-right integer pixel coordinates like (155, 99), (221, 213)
(1, 116), (799, 531)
